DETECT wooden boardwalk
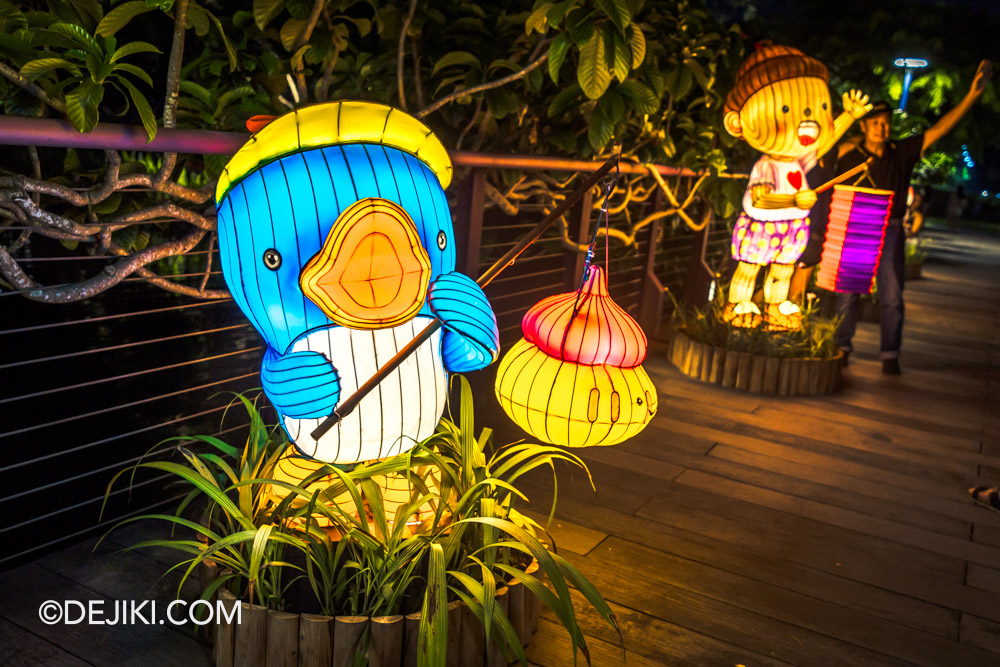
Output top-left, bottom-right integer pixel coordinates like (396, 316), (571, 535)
(0, 224), (997, 666)
(523, 225), (1000, 666)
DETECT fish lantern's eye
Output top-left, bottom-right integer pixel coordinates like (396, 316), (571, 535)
(823, 102), (828, 110)
(262, 248), (282, 271)
(437, 231), (447, 250)
(782, 105), (790, 113)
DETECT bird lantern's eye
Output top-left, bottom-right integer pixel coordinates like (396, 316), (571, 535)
(437, 231), (447, 250)
(823, 102), (828, 110)
(263, 248), (282, 270)
(782, 105), (790, 113)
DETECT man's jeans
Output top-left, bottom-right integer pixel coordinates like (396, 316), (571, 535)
(833, 222), (905, 359)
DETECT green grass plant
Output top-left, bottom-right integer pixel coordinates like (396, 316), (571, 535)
(670, 278), (842, 359)
(102, 377), (620, 666)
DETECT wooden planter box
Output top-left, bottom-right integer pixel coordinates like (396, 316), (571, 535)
(669, 331), (842, 396)
(207, 560), (543, 667)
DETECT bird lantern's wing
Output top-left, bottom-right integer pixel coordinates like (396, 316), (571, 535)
(260, 347), (342, 419)
(428, 272), (499, 373)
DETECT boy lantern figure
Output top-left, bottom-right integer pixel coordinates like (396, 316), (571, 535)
(723, 45), (871, 330)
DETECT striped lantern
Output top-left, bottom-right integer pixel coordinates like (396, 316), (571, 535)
(215, 101), (498, 465)
(817, 185), (894, 293)
(495, 266), (657, 448)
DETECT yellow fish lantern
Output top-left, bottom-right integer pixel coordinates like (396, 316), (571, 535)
(495, 265), (657, 447)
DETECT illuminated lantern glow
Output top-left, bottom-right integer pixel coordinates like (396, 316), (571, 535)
(817, 185), (894, 293)
(522, 266), (647, 367)
(269, 447), (440, 529)
(495, 266), (657, 448)
(269, 448), (356, 527)
(722, 44), (870, 330)
(216, 101), (499, 466)
(378, 467), (442, 528)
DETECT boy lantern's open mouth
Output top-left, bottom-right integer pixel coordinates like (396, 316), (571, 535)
(300, 198), (431, 330)
(797, 120), (820, 146)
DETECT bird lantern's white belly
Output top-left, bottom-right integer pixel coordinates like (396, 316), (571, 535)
(284, 316), (447, 463)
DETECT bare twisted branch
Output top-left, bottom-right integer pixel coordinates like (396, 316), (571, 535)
(415, 51), (549, 119)
(0, 62), (65, 113)
(0, 227), (218, 303)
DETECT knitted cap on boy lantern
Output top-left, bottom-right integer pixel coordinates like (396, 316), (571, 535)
(495, 265), (657, 448)
(215, 101), (499, 464)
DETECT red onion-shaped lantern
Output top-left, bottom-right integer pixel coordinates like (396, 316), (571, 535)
(495, 266), (657, 448)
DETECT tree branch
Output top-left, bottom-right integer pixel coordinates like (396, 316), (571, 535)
(127, 265), (229, 298)
(291, 0), (327, 104)
(157, 0), (189, 186)
(2, 193), (101, 237)
(199, 233), (215, 292)
(317, 49), (339, 102)
(416, 51), (549, 119)
(0, 61), (65, 113)
(294, 0), (326, 53)
(411, 36), (424, 110)
(102, 202), (215, 232)
(0, 228), (209, 303)
(454, 97), (483, 150)
(397, 0), (418, 111)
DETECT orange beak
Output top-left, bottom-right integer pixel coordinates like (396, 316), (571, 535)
(300, 198), (431, 329)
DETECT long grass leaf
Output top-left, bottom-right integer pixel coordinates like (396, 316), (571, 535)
(418, 543), (448, 667)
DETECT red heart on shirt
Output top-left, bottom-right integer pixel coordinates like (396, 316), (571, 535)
(787, 171), (802, 190)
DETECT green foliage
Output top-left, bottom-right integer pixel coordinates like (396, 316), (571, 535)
(2, 0), (745, 247)
(670, 279), (842, 359)
(904, 236), (929, 265)
(103, 380), (619, 666)
(912, 151), (956, 187)
(19, 21), (160, 137)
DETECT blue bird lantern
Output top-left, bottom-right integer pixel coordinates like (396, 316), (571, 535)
(215, 101), (499, 464)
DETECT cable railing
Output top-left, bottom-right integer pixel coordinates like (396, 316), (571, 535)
(0, 116), (729, 568)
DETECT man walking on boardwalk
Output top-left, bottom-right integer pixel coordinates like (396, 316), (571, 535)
(833, 60), (992, 374)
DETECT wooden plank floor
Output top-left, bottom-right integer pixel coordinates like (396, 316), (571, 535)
(0, 224), (997, 666)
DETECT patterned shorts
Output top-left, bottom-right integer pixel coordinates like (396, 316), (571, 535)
(731, 214), (809, 265)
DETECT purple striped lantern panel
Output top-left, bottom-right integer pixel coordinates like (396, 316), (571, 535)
(817, 185), (894, 294)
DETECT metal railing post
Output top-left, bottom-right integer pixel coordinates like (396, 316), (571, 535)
(458, 170), (486, 276)
(564, 188), (593, 289)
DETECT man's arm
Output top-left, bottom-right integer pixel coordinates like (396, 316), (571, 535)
(923, 60), (993, 152)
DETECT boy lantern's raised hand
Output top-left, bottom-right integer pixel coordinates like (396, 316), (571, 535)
(843, 89), (873, 119)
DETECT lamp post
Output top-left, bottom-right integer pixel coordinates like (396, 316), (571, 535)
(894, 57), (928, 112)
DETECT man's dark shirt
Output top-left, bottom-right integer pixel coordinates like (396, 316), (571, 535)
(799, 154), (835, 266)
(836, 134), (924, 220)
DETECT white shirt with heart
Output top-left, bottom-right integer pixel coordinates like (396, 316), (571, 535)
(742, 151), (817, 222)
